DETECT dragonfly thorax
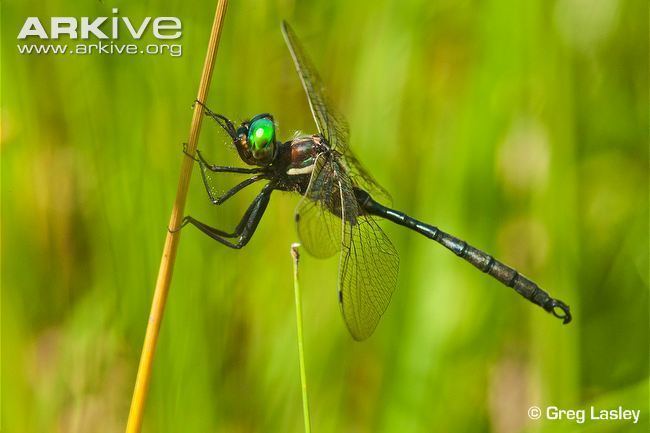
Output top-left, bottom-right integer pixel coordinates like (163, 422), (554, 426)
(286, 134), (330, 176)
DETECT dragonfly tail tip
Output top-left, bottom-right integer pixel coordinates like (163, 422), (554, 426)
(547, 298), (572, 324)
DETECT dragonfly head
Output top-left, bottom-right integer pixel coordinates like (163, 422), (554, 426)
(234, 114), (278, 166)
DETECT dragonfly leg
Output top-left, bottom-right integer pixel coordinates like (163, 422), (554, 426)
(170, 184), (267, 236)
(181, 142), (260, 176)
(196, 149), (264, 174)
(193, 100), (238, 140)
(200, 173), (266, 206)
(182, 142), (199, 161)
(178, 183), (274, 248)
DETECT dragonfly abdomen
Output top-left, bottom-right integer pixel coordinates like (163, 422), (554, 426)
(355, 187), (572, 324)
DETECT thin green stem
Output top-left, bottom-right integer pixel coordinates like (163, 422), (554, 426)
(291, 243), (312, 433)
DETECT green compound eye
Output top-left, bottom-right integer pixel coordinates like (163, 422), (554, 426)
(248, 117), (275, 160)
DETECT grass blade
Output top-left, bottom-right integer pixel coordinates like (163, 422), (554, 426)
(291, 243), (312, 433)
(125, 1), (229, 432)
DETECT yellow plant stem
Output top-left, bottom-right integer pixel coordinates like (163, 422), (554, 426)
(125, 1), (228, 432)
(291, 243), (312, 433)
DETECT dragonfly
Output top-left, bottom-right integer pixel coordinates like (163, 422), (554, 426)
(179, 21), (572, 340)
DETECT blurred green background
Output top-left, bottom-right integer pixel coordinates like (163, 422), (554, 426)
(2, 0), (648, 432)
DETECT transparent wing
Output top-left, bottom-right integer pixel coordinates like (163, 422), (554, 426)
(295, 154), (342, 258)
(339, 149), (393, 205)
(283, 21), (398, 338)
(295, 151), (399, 339)
(336, 167), (400, 341)
(281, 21), (391, 204)
(281, 21), (350, 153)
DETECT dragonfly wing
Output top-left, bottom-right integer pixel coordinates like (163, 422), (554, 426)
(336, 170), (399, 340)
(340, 149), (393, 205)
(283, 21), (398, 337)
(295, 154), (343, 259)
(281, 21), (350, 153)
(281, 21), (391, 204)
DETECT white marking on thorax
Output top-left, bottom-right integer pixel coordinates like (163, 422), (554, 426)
(286, 164), (315, 176)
